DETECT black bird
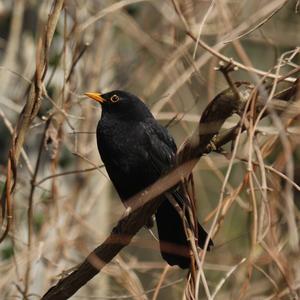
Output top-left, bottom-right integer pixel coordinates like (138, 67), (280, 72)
(85, 90), (213, 268)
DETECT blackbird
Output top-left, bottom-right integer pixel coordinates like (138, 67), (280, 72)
(85, 90), (213, 268)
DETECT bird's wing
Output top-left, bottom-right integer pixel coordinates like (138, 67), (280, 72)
(142, 119), (177, 175)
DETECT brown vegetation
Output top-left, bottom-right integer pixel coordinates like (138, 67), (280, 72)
(0, 1), (299, 299)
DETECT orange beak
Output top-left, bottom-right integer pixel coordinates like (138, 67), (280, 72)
(84, 92), (106, 103)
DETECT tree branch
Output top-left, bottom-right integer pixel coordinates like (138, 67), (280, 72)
(0, 0), (64, 242)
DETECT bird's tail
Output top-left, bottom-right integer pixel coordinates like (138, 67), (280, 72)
(155, 194), (213, 269)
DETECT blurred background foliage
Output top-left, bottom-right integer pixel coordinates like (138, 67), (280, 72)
(0, 0), (299, 299)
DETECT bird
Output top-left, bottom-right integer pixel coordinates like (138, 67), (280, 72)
(85, 90), (213, 268)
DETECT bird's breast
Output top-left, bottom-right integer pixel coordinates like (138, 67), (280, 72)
(97, 119), (157, 200)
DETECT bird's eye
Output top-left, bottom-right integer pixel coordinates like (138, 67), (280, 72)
(111, 95), (119, 102)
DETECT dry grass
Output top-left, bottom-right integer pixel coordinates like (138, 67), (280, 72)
(0, 0), (299, 299)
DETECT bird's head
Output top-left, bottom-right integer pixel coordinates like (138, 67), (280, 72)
(85, 90), (152, 120)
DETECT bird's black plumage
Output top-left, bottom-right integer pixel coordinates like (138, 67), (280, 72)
(87, 90), (213, 268)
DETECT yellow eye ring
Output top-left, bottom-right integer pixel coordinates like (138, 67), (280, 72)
(111, 95), (119, 102)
